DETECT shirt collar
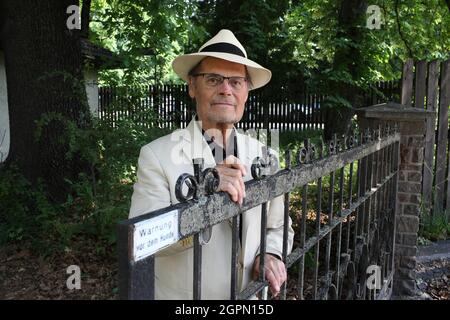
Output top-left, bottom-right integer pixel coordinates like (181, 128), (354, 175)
(194, 115), (238, 160)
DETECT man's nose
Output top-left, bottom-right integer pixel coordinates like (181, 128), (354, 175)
(217, 79), (233, 94)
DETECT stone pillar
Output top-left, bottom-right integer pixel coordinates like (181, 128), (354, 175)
(356, 102), (435, 298)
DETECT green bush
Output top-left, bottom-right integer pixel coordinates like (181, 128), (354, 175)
(419, 210), (450, 241)
(0, 166), (59, 252)
(278, 129), (323, 167)
(418, 188), (450, 242)
(0, 110), (170, 256)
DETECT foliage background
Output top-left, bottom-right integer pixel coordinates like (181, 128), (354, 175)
(1, 0), (449, 256)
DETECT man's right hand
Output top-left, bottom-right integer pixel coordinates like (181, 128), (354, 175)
(215, 155), (247, 205)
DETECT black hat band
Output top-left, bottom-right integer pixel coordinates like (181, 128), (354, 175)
(200, 42), (245, 58)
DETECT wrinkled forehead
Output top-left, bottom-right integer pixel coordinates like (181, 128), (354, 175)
(197, 57), (246, 76)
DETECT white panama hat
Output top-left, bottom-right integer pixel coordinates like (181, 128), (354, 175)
(172, 29), (272, 90)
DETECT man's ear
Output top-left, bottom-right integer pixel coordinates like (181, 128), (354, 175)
(188, 77), (196, 99)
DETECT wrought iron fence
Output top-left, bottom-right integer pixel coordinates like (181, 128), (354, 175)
(118, 125), (400, 300)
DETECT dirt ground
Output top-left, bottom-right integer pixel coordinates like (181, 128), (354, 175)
(0, 243), (118, 300)
(415, 258), (449, 300)
(0, 242), (448, 300)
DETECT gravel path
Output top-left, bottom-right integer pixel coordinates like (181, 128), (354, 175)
(414, 240), (450, 300)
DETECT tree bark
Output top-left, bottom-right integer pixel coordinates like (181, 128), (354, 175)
(1, 0), (89, 201)
(323, 0), (366, 140)
(81, 0), (92, 39)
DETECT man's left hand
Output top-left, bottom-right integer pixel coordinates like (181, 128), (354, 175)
(252, 254), (287, 297)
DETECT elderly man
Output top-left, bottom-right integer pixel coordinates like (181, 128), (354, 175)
(129, 29), (294, 299)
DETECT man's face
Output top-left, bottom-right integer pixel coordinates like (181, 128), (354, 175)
(188, 57), (249, 129)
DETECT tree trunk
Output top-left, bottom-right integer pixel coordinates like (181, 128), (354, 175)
(81, 0), (92, 39)
(1, 0), (89, 201)
(323, 0), (366, 140)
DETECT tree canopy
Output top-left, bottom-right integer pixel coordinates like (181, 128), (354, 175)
(89, 0), (204, 85)
(1, 0), (449, 199)
(88, 0), (449, 88)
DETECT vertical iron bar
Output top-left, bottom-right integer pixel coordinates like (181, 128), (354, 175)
(391, 141), (400, 278)
(353, 158), (361, 261)
(346, 162), (354, 254)
(259, 202), (268, 297)
(365, 151), (374, 300)
(377, 144), (382, 184)
(374, 148), (380, 225)
(335, 167), (345, 295)
(388, 141), (393, 190)
(282, 191), (290, 300)
(380, 146), (385, 216)
(357, 156), (366, 237)
(297, 184), (308, 300)
(366, 152), (374, 236)
(325, 170), (334, 281)
(118, 223), (155, 300)
(387, 142), (394, 276)
(281, 150), (292, 300)
(193, 233), (202, 300)
(360, 154), (368, 242)
(384, 144), (389, 218)
(313, 177), (322, 300)
(360, 153), (368, 300)
(380, 144), (385, 214)
(373, 149), (381, 274)
(389, 142), (395, 281)
(384, 144), (391, 279)
(230, 214), (240, 300)
(192, 158), (204, 300)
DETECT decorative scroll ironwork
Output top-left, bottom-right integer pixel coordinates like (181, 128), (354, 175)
(175, 158), (220, 245)
(297, 139), (316, 164)
(175, 158), (220, 203)
(251, 146), (279, 179)
(328, 134), (337, 155)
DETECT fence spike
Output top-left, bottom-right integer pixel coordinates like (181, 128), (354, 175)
(370, 128), (376, 141)
(393, 122), (399, 134)
(346, 134), (354, 149)
(285, 149), (292, 170)
(328, 137), (336, 156)
(251, 146), (279, 179)
(297, 145), (308, 164)
(318, 137), (324, 159)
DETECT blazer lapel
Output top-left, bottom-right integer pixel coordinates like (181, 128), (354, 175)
(235, 129), (258, 183)
(180, 122), (262, 256)
(181, 118), (216, 169)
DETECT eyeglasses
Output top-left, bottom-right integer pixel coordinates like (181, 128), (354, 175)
(192, 73), (248, 91)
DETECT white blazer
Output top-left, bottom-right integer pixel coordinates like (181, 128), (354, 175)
(129, 119), (294, 299)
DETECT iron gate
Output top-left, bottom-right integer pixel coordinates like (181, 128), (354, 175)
(118, 125), (400, 300)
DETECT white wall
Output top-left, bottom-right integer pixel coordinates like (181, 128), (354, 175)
(84, 68), (99, 117)
(0, 51), (9, 163)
